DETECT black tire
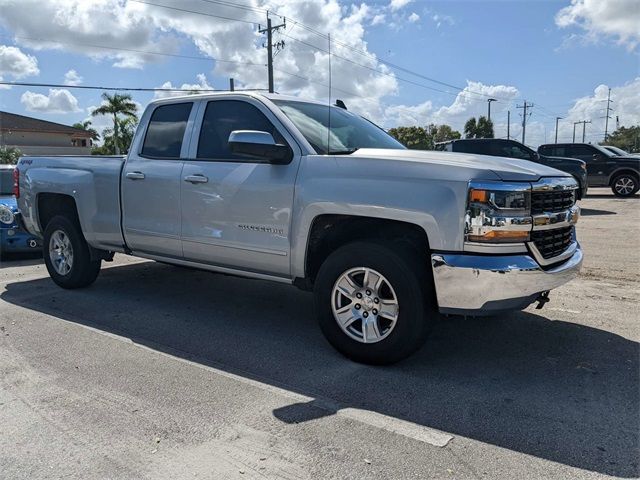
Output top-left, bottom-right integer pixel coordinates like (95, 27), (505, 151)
(611, 173), (639, 197)
(43, 215), (101, 289)
(314, 241), (437, 365)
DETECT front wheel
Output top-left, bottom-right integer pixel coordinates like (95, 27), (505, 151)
(314, 241), (436, 365)
(43, 215), (101, 289)
(611, 173), (639, 197)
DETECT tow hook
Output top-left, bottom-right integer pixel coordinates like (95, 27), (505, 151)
(535, 291), (550, 309)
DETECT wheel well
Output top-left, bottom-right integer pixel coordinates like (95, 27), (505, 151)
(302, 215), (430, 287)
(609, 169), (639, 185)
(38, 193), (79, 232)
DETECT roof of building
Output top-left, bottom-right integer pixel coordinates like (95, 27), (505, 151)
(0, 111), (92, 137)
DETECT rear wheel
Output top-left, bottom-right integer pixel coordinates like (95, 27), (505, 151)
(611, 173), (639, 197)
(314, 241), (436, 365)
(43, 215), (101, 289)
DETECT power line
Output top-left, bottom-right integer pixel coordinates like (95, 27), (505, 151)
(2, 34), (266, 68)
(142, 0), (513, 102)
(0, 80), (265, 93)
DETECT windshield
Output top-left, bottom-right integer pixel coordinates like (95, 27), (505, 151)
(605, 146), (627, 156)
(0, 168), (14, 196)
(272, 100), (405, 155)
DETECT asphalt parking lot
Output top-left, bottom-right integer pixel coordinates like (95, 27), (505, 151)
(0, 188), (638, 480)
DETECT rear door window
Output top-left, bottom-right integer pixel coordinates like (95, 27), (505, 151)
(141, 102), (193, 158)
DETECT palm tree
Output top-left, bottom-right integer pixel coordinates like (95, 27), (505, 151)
(91, 93), (138, 154)
(72, 120), (100, 142)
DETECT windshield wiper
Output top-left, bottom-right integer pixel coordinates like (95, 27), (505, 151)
(327, 148), (358, 155)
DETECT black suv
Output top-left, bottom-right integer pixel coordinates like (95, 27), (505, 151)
(538, 143), (640, 197)
(436, 138), (588, 198)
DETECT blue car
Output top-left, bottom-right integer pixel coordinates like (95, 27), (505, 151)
(1, 165), (41, 258)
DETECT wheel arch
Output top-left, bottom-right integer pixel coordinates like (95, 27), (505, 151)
(608, 168), (639, 186)
(296, 214), (432, 289)
(37, 193), (80, 232)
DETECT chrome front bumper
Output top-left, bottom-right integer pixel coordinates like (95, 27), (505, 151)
(431, 244), (583, 315)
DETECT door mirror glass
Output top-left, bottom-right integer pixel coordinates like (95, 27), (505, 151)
(228, 130), (292, 164)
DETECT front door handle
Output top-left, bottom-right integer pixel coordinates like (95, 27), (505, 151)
(184, 174), (209, 184)
(126, 171), (145, 180)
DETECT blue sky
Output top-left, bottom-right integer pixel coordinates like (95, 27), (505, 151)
(0, 0), (638, 146)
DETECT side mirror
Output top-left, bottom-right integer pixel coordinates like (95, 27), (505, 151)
(228, 130), (292, 164)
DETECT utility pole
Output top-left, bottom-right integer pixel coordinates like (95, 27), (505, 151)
(487, 98), (497, 121)
(507, 110), (510, 139)
(581, 120), (591, 142)
(259, 15), (286, 93)
(516, 101), (533, 144)
(555, 116), (562, 143)
(229, 78), (234, 92)
(603, 87), (613, 141)
(573, 120), (591, 142)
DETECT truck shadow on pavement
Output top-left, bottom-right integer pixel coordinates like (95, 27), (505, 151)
(2, 260), (638, 478)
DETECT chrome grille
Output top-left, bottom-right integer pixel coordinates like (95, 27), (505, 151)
(531, 226), (574, 260)
(531, 189), (575, 215)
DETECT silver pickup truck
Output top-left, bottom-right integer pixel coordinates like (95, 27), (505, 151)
(15, 92), (582, 364)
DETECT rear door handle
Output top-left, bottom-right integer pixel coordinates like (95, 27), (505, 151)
(126, 171), (145, 180)
(184, 174), (209, 184)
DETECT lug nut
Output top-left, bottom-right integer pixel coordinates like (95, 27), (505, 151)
(365, 289), (371, 296)
(363, 311), (369, 318)
(372, 309), (378, 315)
(356, 292), (362, 299)
(373, 297), (379, 304)
(355, 304), (361, 310)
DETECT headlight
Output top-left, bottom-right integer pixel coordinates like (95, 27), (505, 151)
(0, 204), (15, 225)
(465, 182), (531, 244)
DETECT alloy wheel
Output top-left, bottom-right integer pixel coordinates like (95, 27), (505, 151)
(331, 267), (399, 343)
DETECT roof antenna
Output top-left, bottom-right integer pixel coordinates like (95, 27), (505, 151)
(327, 32), (331, 155)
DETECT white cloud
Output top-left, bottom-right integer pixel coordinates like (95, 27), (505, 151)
(408, 12), (420, 23)
(371, 14), (385, 26)
(0, 44), (39, 79)
(555, 0), (640, 49)
(20, 88), (81, 113)
(153, 73), (214, 99)
(382, 81), (520, 133)
(63, 69), (82, 86)
(553, 77), (640, 144)
(389, 0), (412, 11)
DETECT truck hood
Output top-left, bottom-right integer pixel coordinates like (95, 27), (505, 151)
(350, 148), (570, 182)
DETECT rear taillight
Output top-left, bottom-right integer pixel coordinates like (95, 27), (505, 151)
(12, 167), (20, 198)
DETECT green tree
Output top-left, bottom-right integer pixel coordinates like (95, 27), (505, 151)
(464, 116), (494, 138)
(427, 124), (462, 143)
(477, 116), (494, 138)
(90, 93), (138, 155)
(0, 146), (21, 165)
(388, 126), (433, 150)
(602, 125), (640, 153)
(93, 116), (138, 155)
(72, 120), (100, 142)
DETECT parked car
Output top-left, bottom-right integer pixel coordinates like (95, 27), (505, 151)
(538, 143), (640, 197)
(435, 138), (588, 199)
(15, 93), (582, 364)
(602, 145), (640, 158)
(0, 164), (41, 258)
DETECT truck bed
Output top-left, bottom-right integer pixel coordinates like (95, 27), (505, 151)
(17, 155), (127, 252)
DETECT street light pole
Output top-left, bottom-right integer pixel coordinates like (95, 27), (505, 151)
(555, 116), (562, 144)
(487, 98), (497, 121)
(573, 122), (579, 142)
